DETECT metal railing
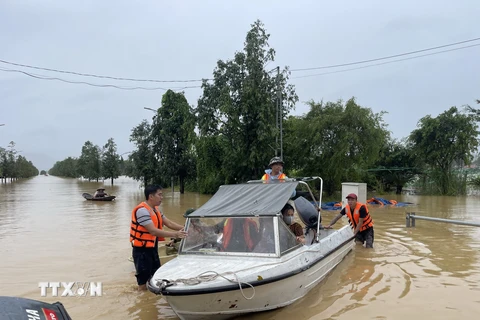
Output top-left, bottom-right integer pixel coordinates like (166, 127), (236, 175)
(406, 212), (480, 228)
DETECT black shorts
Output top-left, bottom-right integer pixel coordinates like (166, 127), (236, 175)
(355, 227), (374, 248)
(132, 247), (160, 285)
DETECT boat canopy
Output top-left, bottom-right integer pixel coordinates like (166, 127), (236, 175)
(187, 181), (299, 218)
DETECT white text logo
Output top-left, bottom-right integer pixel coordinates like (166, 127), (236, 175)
(38, 282), (102, 297)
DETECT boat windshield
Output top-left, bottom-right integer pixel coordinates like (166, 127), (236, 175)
(181, 216), (284, 256)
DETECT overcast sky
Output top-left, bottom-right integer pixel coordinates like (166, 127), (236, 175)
(1, 0), (479, 171)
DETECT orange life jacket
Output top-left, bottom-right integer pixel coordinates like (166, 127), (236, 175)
(130, 202), (165, 248)
(345, 202), (374, 232)
(222, 218), (259, 251)
(261, 173), (286, 180)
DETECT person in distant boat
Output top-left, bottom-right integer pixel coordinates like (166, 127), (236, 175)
(324, 193), (374, 248)
(94, 188), (108, 198)
(281, 203), (305, 244)
(130, 185), (188, 291)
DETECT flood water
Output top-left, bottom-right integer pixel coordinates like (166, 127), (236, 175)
(1, 176), (479, 319)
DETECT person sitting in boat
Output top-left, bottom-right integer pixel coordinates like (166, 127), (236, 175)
(261, 157), (296, 198)
(94, 188), (108, 198)
(281, 203), (305, 244)
(214, 217), (261, 252)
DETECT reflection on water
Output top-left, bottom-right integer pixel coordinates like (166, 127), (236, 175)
(1, 176), (479, 319)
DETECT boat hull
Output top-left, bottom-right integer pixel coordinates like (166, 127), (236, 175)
(82, 193), (116, 201)
(86, 196), (116, 201)
(153, 229), (354, 320)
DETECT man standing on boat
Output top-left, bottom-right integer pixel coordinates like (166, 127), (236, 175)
(262, 157), (296, 198)
(130, 185), (188, 291)
(324, 193), (374, 248)
(262, 157), (287, 181)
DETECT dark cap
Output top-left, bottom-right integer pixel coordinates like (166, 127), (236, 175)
(346, 193), (357, 199)
(269, 157), (284, 168)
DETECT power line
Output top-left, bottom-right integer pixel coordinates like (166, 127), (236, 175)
(0, 58), (210, 83)
(291, 43), (480, 79)
(2, 41), (477, 89)
(1, 37), (479, 84)
(0, 67), (201, 91)
(290, 37), (480, 72)
(0, 37), (479, 88)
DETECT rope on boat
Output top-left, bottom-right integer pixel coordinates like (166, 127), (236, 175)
(157, 249), (324, 300)
(159, 271), (256, 300)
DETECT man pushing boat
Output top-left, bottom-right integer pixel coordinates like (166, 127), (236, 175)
(130, 185), (188, 291)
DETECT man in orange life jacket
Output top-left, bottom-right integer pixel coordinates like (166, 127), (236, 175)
(262, 157), (287, 181)
(130, 185), (188, 291)
(324, 193), (374, 248)
(261, 157), (296, 198)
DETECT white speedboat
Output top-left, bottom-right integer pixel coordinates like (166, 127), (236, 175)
(147, 177), (355, 320)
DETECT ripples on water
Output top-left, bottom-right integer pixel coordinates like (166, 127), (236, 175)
(1, 177), (479, 320)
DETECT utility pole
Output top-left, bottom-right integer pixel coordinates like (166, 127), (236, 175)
(275, 67), (279, 157)
(276, 66), (283, 159)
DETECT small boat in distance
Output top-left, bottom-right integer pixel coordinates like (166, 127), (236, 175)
(83, 188), (116, 201)
(82, 193), (116, 201)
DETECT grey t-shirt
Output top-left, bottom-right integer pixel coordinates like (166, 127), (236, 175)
(136, 206), (165, 226)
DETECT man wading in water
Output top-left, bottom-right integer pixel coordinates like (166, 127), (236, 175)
(325, 193), (374, 248)
(129, 185), (188, 290)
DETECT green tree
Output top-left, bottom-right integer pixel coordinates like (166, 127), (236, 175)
(78, 141), (102, 182)
(15, 155), (39, 178)
(282, 98), (390, 195)
(196, 19), (298, 189)
(127, 120), (158, 186)
(49, 157), (80, 178)
(151, 90), (197, 194)
(195, 136), (225, 193)
(409, 106), (479, 195)
(102, 138), (121, 185)
(371, 139), (422, 194)
(2, 141), (18, 181)
(464, 98), (480, 120)
(0, 147), (5, 178)
(0, 142), (38, 181)
(118, 156), (126, 175)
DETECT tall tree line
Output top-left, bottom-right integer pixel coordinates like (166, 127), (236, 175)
(49, 20), (480, 196)
(49, 138), (123, 185)
(0, 141), (39, 182)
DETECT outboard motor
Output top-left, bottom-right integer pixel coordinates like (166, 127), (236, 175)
(0, 296), (73, 320)
(292, 190), (317, 201)
(294, 196), (321, 229)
